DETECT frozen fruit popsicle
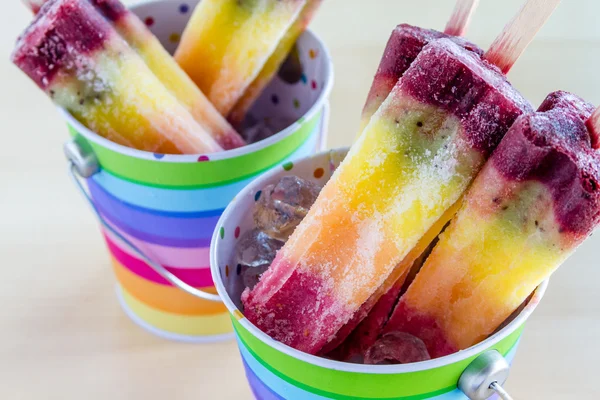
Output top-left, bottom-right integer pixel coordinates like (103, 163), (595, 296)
(90, 0), (245, 149)
(227, 0), (323, 127)
(22, 0), (246, 150)
(242, 38), (532, 355)
(175, 0), (307, 117)
(12, 0), (222, 154)
(359, 0), (482, 135)
(324, 217), (446, 361)
(331, 0), (564, 360)
(383, 91), (600, 359)
(320, 204), (457, 357)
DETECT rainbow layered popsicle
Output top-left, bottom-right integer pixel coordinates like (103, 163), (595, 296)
(382, 91), (600, 359)
(359, 24), (483, 133)
(228, 0), (323, 126)
(12, 0), (222, 154)
(22, 0), (245, 149)
(242, 38), (532, 354)
(326, 228), (443, 361)
(89, 0), (245, 149)
(175, 0), (307, 116)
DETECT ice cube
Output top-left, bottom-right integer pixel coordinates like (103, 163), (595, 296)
(242, 264), (270, 290)
(240, 115), (296, 144)
(364, 332), (431, 365)
(254, 176), (321, 241)
(235, 228), (283, 268)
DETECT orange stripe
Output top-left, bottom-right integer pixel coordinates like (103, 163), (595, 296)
(111, 257), (227, 316)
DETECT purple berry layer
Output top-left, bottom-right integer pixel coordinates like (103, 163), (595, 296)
(492, 91), (600, 235)
(398, 38), (533, 156)
(12, 0), (113, 89)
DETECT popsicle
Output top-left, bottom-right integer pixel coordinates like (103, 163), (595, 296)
(326, 0), (564, 360)
(382, 91), (600, 359)
(242, 38), (532, 354)
(228, 0), (323, 127)
(174, 0), (307, 117)
(320, 205), (458, 357)
(325, 223), (443, 361)
(323, 0), (483, 356)
(21, 0), (245, 150)
(12, 0), (222, 154)
(359, 0), (482, 134)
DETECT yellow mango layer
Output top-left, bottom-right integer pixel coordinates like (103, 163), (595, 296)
(398, 167), (569, 351)
(228, 0), (322, 126)
(54, 44), (222, 154)
(281, 94), (483, 310)
(114, 13), (244, 149)
(175, 0), (306, 116)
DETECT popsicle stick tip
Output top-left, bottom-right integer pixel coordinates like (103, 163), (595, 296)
(22, 0), (45, 14)
(444, 0), (480, 36)
(484, 0), (562, 74)
(586, 108), (600, 150)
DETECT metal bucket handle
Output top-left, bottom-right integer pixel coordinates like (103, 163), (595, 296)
(64, 139), (222, 303)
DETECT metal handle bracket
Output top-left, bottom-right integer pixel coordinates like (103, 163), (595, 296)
(458, 350), (514, 400)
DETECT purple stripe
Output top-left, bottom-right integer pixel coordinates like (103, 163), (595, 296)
(99, 211), (211, 248)
(241, 357), (285, 400)
(89, 180), (219, 240)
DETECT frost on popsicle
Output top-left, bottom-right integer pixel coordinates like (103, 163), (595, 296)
(175, 0), (308, 116)
(382, 90), (600, 359)
(12, 0), (222, 154)
(22, 0), (246, 150)
(242, 38), (532, 355)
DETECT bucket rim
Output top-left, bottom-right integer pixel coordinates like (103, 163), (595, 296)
(210, 146), (549, 374)
(60, 22), (334, 162)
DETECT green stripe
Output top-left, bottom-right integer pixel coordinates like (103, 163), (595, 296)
(235, 323), (456, 400)
(233, 317), (524, 399)
(68, 111), (320, 189)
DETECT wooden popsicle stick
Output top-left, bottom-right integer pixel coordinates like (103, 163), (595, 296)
(484, 0), (562, 74)
(22, 0), (45, 14)
(444, 0), (480, 36)
(586, 107), (600, 150)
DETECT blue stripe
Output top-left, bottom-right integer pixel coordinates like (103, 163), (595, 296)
(237, 335), (522, 400)
(92, 170), (254, 213)
(88, 179), (225, 218)
(90, 124), (321, 213)
(238, 338), (331, 400)
(98, 211), (212, 248)
(90, 182), (219, 240)
(242, 358), (286, 400)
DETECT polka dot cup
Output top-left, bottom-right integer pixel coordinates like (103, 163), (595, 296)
(210, 148), (549, 399)
(62, 0), (333, 342)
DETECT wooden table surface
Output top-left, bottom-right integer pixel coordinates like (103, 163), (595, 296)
(1, 1), (599, 398)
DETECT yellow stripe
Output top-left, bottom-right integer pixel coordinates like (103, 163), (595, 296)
(121, 287), (233, 336)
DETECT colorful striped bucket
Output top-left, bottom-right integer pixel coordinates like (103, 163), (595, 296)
(210, 148), (548, 399)
(64, 0), (333, 342)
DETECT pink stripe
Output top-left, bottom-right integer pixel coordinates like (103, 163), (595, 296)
(104, 234), (214, 287)
(101, 223), (210, 268)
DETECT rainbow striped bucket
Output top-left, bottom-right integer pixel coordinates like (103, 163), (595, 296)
(63, 0), (333, 342)
(210, 148), (548, 398)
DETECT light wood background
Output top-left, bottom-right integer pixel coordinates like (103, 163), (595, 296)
(1, 0), (599, 398)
